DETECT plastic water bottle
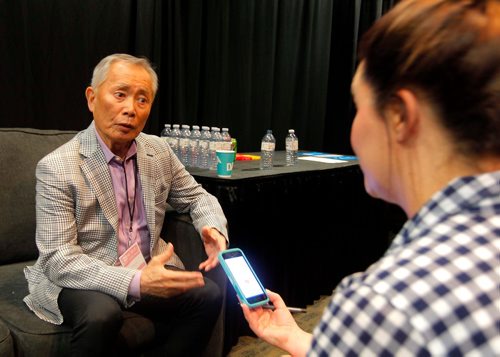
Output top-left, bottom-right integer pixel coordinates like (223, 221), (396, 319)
(209, 127), (223, 170)
(260, 129), (275, 170)
(190, 125), (201, 167)
(169, 124), (181, 158)
(221, 128), (232, 151)
(285, 129), (299, 166)
(160, 124), (171, 146)
(179, 125), (191, 165)
(198, 126), (211, 169)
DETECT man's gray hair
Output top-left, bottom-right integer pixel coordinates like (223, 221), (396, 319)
(90, 53), (159, 96)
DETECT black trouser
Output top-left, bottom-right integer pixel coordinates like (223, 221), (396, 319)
(58, 277), (222, 357)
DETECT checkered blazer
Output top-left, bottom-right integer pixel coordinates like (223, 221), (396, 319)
(23, 122), (228, 324)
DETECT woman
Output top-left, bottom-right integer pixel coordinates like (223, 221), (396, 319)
(241, 0), (500, 355)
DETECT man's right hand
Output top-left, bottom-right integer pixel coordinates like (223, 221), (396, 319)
(140, 243), (205, 297)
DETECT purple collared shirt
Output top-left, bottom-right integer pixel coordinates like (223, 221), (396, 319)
(96, 130), (149, 300)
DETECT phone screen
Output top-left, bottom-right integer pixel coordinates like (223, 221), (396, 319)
(220, 249), (268, 305)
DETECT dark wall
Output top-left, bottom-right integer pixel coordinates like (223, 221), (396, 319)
(0, 0), (395, 153)
(0, 0), (161, 132)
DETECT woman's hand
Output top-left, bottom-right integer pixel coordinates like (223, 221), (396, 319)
(241, 290), (313, 356)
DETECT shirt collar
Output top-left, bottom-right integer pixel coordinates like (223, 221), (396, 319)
(388, 170), (500, 252)
(94, 127), (137, 163)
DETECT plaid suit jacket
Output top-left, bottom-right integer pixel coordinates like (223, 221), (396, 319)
(23, 122), (228, 324)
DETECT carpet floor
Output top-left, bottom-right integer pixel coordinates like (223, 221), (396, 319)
(227, 295), (331, 356)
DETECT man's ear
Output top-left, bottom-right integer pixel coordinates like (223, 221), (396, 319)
(387, 89), (419, 143)
(85, 86), (95, 113)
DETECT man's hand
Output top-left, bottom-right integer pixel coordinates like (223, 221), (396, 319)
(140, 243), (205, 297)
(199, 226), (227, 272)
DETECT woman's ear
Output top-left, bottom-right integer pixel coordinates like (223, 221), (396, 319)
(387, 89), (420, 143)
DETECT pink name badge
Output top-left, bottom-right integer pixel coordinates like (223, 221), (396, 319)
(119, 242), (147, 270)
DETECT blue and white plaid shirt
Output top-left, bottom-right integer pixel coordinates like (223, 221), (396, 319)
(309, 171), (500, 356)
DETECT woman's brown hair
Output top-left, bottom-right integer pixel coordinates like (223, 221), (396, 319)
(359, 0), (500, 157)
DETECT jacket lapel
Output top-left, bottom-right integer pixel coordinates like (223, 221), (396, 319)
(79, 124), (119, 232)
(136, 135), (156, 251)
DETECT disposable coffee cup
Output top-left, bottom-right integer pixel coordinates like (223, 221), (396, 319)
(216, 150), (235, 177)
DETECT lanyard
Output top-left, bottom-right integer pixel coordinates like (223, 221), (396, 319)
(122, 158), (137, 233)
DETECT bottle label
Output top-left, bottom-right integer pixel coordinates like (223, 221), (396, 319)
(261, 142), (275, 151)
(286, 141), (298, 151)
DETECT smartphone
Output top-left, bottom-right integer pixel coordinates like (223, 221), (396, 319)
(218, 248), (269, 308)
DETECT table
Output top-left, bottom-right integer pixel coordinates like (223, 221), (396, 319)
(189, 151), (405, 352)
(189, 151), (358, 180)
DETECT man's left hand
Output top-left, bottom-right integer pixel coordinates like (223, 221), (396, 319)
(199, 226), (227, 271)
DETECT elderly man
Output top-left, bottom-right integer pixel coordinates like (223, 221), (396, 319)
(24, 53), (228, 356)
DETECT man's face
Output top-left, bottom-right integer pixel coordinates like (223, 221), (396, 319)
(85, 61), (154, 155)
